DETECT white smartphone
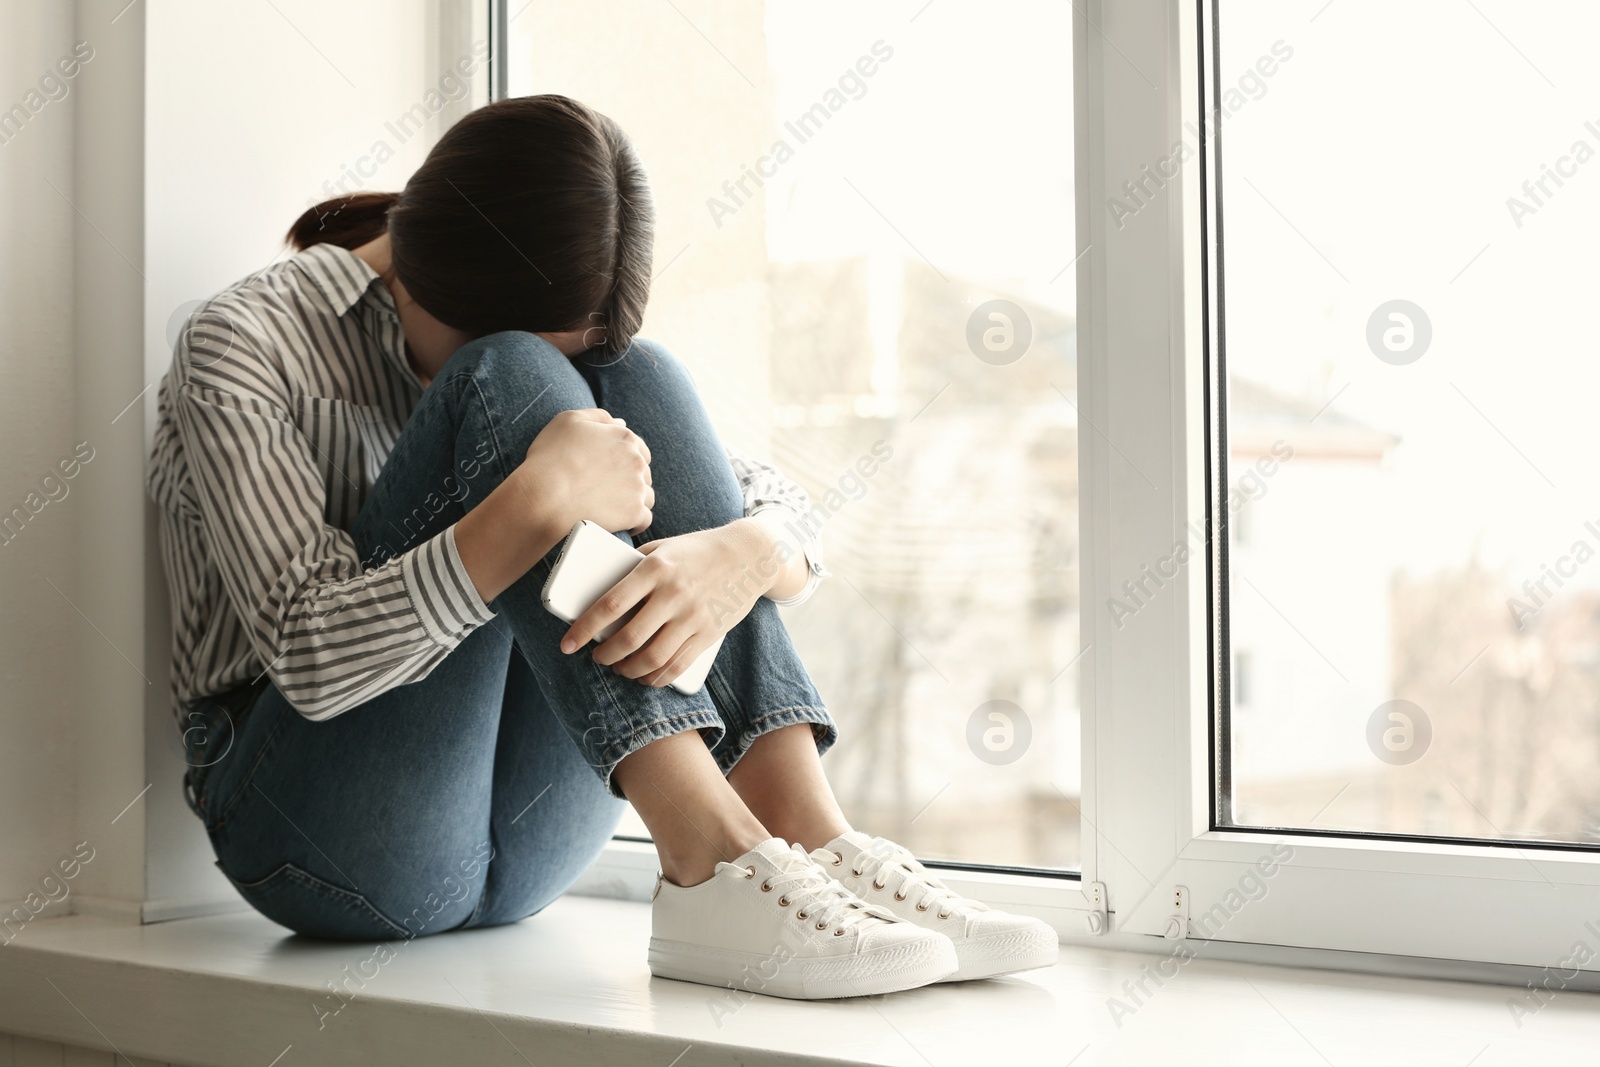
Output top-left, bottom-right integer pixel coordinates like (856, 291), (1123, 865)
(540, 520), (722, 695)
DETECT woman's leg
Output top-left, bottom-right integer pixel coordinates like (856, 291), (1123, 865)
(459, 648), (629, 927)
(198, 602), (521, 940)
(351, 331), (808, 892)
(414, 336), (963, 996)
(725, 723), (851, 852)
(578, 340), (847, 854)
(355, 332), (732, 796)
(577, 340), (839, 768)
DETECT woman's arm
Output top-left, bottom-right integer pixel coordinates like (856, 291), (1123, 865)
(177, 320), (654, 720)
(455, 409), (655, 603)
(726, 448), (829, 605)
(739, 511), (808, 602)
(169, 313), (637, 720)
(559, 449), (830, 688)
(175, 371), (497, 721)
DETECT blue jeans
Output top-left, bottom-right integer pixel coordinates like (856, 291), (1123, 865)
(181, 334), (835, 941)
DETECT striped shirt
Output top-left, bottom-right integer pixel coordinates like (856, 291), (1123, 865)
(146, 242), (825, 724)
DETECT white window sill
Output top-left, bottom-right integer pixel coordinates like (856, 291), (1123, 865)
(2, 895), (1598, 1066)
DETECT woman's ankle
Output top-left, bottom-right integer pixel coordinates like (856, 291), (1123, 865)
(613, 730), (772, 888)
(725, 723), (851, 854)
(758, 815), (852, 856)
(654, 808), (770, 887)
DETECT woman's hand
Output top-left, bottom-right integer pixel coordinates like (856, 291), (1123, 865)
(518, 409), (654, 536)
(559, 519), (786, 687)
(455, 408), (652, 608)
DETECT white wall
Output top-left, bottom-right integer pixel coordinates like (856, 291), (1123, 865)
(76, 0), (152, 916)
(0, 1), (86, 910)
(0, 0), (482, 922)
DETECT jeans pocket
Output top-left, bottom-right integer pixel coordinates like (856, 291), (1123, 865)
(220, 861), (407, 942)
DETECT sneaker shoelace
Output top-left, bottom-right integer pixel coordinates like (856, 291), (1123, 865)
(836, 838), (984, 921)
(728, 849), (893, 937)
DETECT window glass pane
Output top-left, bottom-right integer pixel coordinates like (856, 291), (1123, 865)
(1217, 0), (1600, 844)
(509, 0), (1078, 868)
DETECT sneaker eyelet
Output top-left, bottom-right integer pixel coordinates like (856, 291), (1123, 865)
(872, 879), (886, 892)
(760, 879), (772, 892)
(938, 911), (952, 920)
(850, 866), (862, 877)
(894, 889), (908, 901)
(778, 895), (790, 907)
(915, 901), (931, 911)
(833, 928), (846, 937)
(831, 851), (843, 866)
(816, 921), (828, 930)
(797, 909), (809, 921)
(743, 865), (756, 878)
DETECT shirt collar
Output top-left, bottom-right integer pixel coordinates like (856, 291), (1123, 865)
(293, 242), (423, 391)
(293, 242), (384, 318)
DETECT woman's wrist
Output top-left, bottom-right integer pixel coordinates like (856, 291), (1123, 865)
(455, 467), (569, 604)
(736, 512), (808, 601)
(506, 463), (573, 550)
(723, 517), (780, 598)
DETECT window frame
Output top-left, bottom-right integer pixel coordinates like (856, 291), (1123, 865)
(1080, 0), (1600, 969)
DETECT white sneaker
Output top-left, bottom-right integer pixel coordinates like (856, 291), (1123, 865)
(649, 837), (958, 1000)
(812, 831), (1059, 982)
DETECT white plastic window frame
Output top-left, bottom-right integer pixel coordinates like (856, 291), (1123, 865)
(1079, 0), (1600, 971)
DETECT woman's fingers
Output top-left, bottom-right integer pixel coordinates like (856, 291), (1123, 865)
(591, 593), (676, 667)
(628, 499), (654, 537)
(622, 424), (651, 523)
(640, 632), (710, 688)
(561, 569), (654, 654)
(617, 621), (698, 682)
(626, 468), (655, 535)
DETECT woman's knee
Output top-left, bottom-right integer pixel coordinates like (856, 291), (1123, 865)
(592, 336), (696, 396)
(583, 337), (729, 456)
(425, 331), (610, 496)
(453, 329), (565, 367)
(444, 330), (597, 416)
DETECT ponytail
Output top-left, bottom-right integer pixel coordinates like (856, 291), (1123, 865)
(285, 191), (398, 252)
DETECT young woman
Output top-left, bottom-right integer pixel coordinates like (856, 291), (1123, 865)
(147, 94), (1056, 1000)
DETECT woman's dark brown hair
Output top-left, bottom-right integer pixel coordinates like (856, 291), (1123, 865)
(286, 95), (654, 357)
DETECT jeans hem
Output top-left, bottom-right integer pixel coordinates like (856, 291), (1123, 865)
(713, 704), (837, 778)
(593, 707), (727, 800)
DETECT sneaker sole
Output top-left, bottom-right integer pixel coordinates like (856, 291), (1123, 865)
(649, 935), (959, 1000)
(939, 926), (1060, 982)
